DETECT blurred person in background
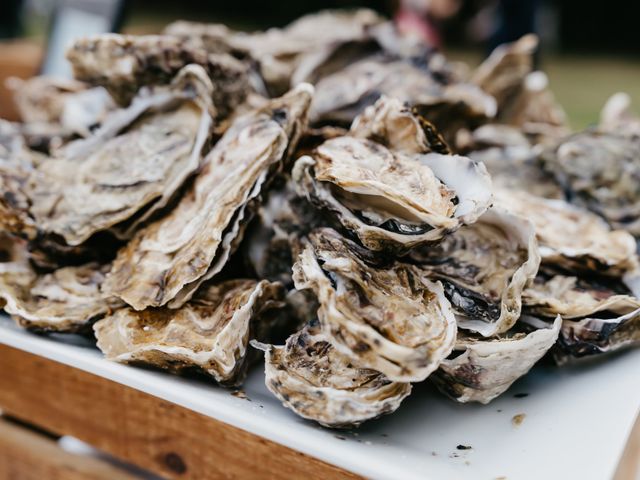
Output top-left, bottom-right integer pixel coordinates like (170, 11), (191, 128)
(395, 0), (540, 58)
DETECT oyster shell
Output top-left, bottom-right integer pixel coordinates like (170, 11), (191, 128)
(410, 207), (540, 336)
(471, 34), (538, 112)
(258, 322), (411, 428)
(494, 189), (637, 277)
(310, 55), (496, 137)
(103, 84), (313, 310)
(0, 261), (122, 333)
(28, 65), (215, 246)
(523, 269), (640, 319)
(471, 35), (568, 141)
(600, 92), (640, 137)
(231, 9), (383, 95)
(457, 124), (563, 199)
(523, 269), (640, 360)
(8, 76), (114, 138)
(292, 228), (457, 382)
(540, 131), (640, 237)
(432, 316), (561, 404)
(66, 34), (249, 117)
(350, 96), (450, 154)
(94, 279), (284, 386)
(293, 132), (492, 252)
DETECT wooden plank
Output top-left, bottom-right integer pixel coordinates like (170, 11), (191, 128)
(0, 345), (360, 480)
(0, 417), (140, 480)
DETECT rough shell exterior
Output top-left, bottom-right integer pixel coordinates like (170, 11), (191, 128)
(29, 65), (215, 245)
(292, 228), (457, 382)
(103, 84), (313, 310)
(260, 323), (411, 428)
(94, 279), (284, 386)
(493, 188), (638, 277)
(66, 33), (249, 117)
(293, 137), (492, 252)
(432, 316), (561, 403)
(0, 261), (123, 333)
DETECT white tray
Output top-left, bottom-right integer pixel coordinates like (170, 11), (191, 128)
(0, 316), (638, 480)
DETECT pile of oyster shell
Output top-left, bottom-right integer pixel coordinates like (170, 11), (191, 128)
(1, 9), (639, 428)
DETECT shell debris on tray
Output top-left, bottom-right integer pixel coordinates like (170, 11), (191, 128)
(0, 10), (639, 430)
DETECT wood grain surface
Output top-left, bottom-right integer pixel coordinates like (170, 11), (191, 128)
(0, 344), (360, 480)
(0, 417), (139, 480)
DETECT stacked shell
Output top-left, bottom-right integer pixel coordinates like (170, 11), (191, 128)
(0, 11), (638, 429)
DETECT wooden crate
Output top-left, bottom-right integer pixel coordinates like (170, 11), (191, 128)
(0, 344), (359, 479)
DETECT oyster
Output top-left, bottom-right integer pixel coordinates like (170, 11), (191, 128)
(231, 9), (383, 95)
(540, 131), (640, 237)
(310, 55), (496, 137)
(471, 34), (538, 112)
(410, 207), (540, 336)
(600, 92), (640, 137)
(554, 310), (640, 360)
(293, 133), (492, 252)
(350, 96), (450, 154)
(523, 269), (640, 360)
(8, 76), (114, 138)
(66, 34), (249, 117)
(28, 65), (215, 246)
(457, 124), (563, 199)
(432, 316), (561, 404)
(471, 35), (568, 140)
(258, 322), (411, 428)
(523, 270), (640, 319)
(103, 84), (313, 310)
(494, 189), (637, 277)
(0, 261), (122, 333)
(292, 228), (456, 382)
(94, 279), (284, 386)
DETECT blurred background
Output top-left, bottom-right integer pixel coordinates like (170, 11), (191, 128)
(0, 0), (638, 127)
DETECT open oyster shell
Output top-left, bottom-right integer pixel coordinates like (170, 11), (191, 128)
(257, 322), (411, 428)
(410, 207), (540, 337)
(523, 269), (640, 360)
(523, 270), (640, 319)
(103, 84), (313, 310)
(540, 131), (640, 237)
(0, 261), (122, 333)
(292, 228), (457, 382)
(66, 34), (249, 117)
(29, 65), (215, 246)
(432, 316), (561, 404)
(494, 188), (637, 277)
(94, 279), (284, 386)
(293, 136), (492, 252)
